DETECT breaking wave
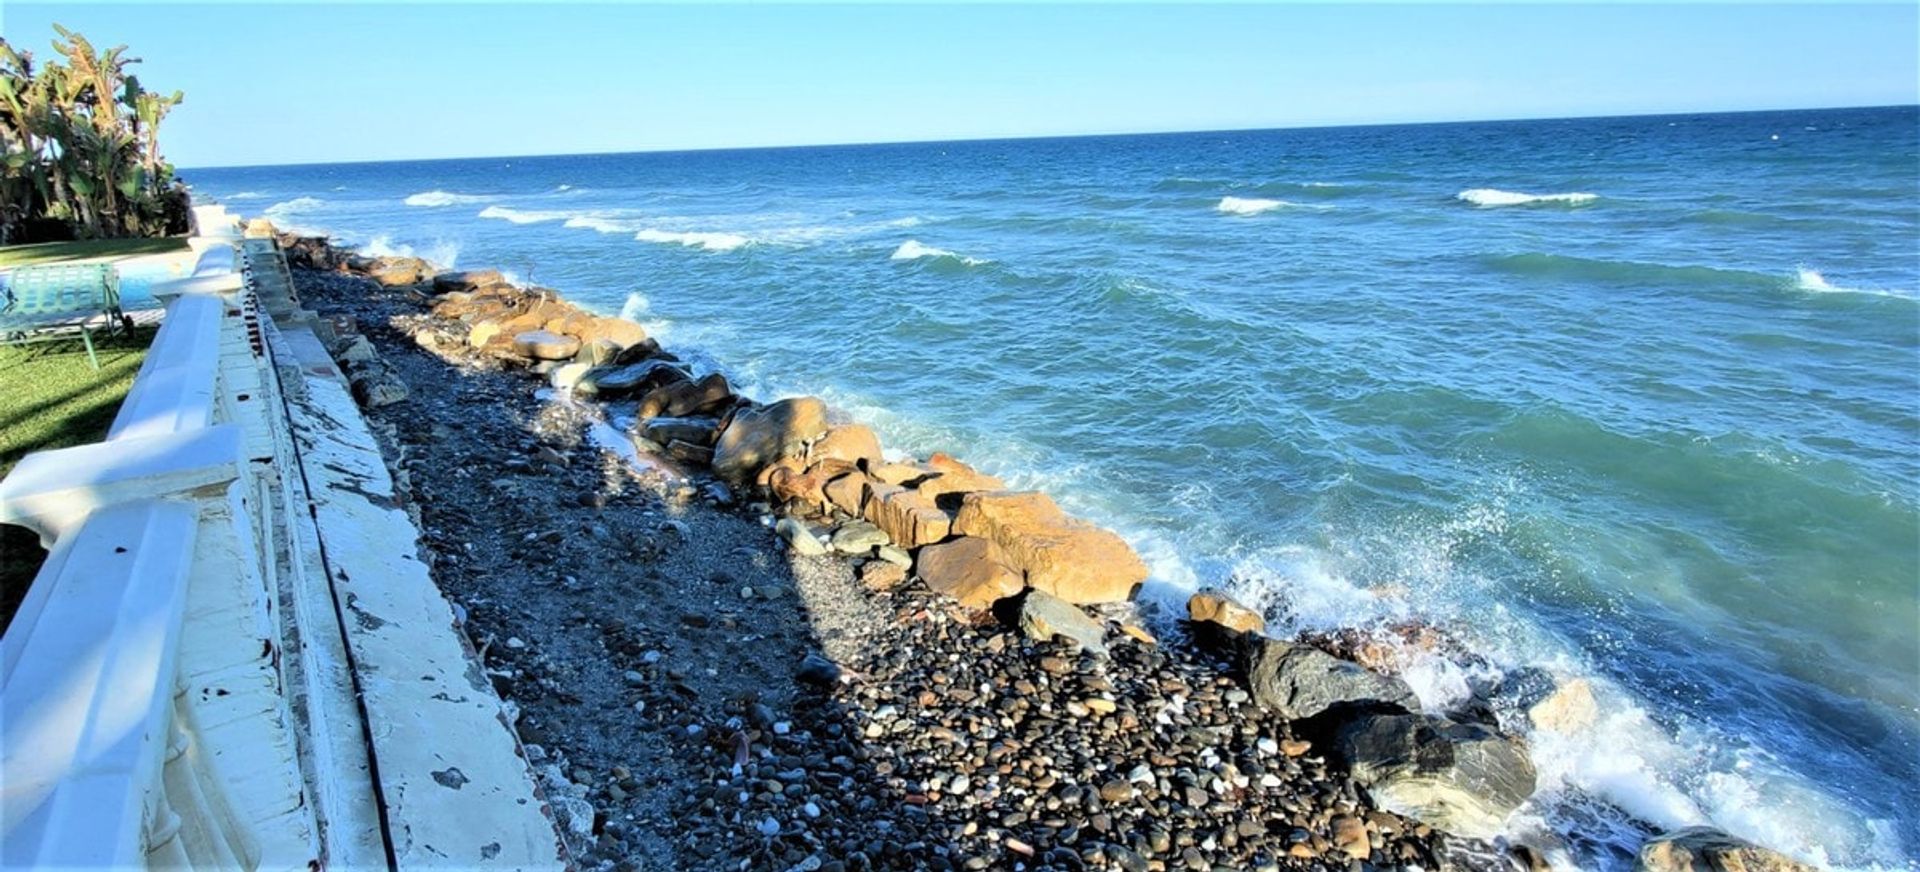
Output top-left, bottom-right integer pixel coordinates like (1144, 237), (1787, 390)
(477, 205), (571, 224)
(1216, 196), (1291, 215)
(633, 228), (751, 252)
(1795, 269), (1913, 300)
(1458, 188), (1600, 207)
(225, 191), (266, 201)
(890, 240), (987, 266)
(360, 234), (459, 269)
(405, 190), (492, 207)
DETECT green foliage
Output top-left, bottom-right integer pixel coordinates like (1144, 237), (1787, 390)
(0, 26), (188, 245)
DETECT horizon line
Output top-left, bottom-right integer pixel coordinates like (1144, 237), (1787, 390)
(180, 101), (1917, 173)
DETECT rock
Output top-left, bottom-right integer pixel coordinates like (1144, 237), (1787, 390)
(574, 337), (623, 367)
(866, 461), (926, 486)
(1330, 816), (1369, 861)
(550, 795), (596, 839)
(914, 453), (1007, 502)
(859, 560), (907, 592)
(1187, 589), (1266, 635)
(513, 330), (582, 361)
(829, 520), (890, 555)
(1017, 589), (1107, 654)
(1244, 638), (1419, 720)
(874, 545), (911, 567)
(573, 316), (648, 350)
(549, 362), (593, 391)
(769, 460), (852, 513)
(433, 268), (506, 294)
(352, 374), (409, 407)
(640, 417), (720, 448)
(1335, 712), (1537, 840)
(368, 256), (430, 287)
(951, 491), (1147, 604)
(1528, 677), (1597, 734)
(822, 472), (870, 515)
(775, 518), (826, 556)
(810, 424), (883, 468)
(915, 536), (1024, 610)
(639, 372), (733, 419)
(337, 334), (378, 364)
(795, 652), (841, 687)
(577, 359), (688, 398)
(1637, 827), (1815, 872)
(863, 484), (954, 549)
(712, 397), (830, 485)
(467, 320), (502, 349)
(664, 439), (713, 465)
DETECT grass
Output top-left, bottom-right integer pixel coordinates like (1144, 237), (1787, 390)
(0, 326), (154, 636)
(0, 237), (189, 268)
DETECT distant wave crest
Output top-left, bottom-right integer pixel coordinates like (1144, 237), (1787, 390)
(1216, 196), (1291, 215)
(634, 228), (751, 252)
(891, 240), (987, 266)
(478, 205), (569, 224)
(1795, 268), (1912, 300)
(405, 190), (491, 207)
(1458, 188), (1599, 207)
(226, 191), (267, 201)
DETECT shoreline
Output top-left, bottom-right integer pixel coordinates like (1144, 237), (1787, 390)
(266, 222), (1817, 872)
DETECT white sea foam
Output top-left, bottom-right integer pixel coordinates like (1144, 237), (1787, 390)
(404, 189), (491, 207)
(1794, 268), (1911, 299)
(633, 228), (751, 252)
(890, 239), (986, 265)
(362, 234), (459, 269)
(1457, 188), (1599, 207)
(226, 191), (266, 201)
(478, 205), (571, 224)
(564, 215), (646, 234)
(264, 196), (323, 217)
(1216, 196), (1290, 215)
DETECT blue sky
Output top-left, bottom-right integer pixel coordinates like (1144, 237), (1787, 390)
(4, 3), (1915, 168)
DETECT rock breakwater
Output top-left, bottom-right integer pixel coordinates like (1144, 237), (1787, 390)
(272, 228), (1817, 872)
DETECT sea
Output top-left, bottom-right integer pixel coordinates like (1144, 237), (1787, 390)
(187, 106), (1920, 870)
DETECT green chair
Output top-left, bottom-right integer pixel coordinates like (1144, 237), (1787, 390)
(0, 263), (128, 370)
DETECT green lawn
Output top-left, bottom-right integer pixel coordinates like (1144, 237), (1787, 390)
(0, 237), (190, 268)
(0, 326), (154, 636)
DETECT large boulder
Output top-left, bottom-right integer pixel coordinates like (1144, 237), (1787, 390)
(951, 491), (1146, 604)
(863, 483), (954, 549)
(1638, 828), (1814, 872)
(915, 537), (1024, 610)
(809, 424), (884, 468)
(639, 417), (720, 447)
(914, 453), (1008, 502)
(367, 256), (432, 287)
(712, 397), (830, 485)
(512, 330), (582, 361)
(638, 372), (732, 419)
(572, 316), (648, 350)
(1335, 712), (1537, 840)
(1244, 638), (1419, 720)
(577, 360), (688, 398)
(1018, 589), (1107, 654)
(433, 269), (507, 294)
(769, 460), (853, 513)
(823, 472), (871, 516)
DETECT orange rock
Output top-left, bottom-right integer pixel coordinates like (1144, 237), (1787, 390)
(639, 372), (732, 419)
(952, 491), (1147, 604)
(915, 537), (1024, 609)
(866, 461), (928, 486)
(576, 316), (648, 349)
(859, 559), (907, 592)
(770, 460), (853, 511)
(810, 424), (883, 468)
(512, 330), (582, 361)
(1187, 589), (1266, 634)
(864, 485), (954, 549)
(915, 453), (1008, 501)
(823, 471), (871, 515)
(712, 397), (829, 485)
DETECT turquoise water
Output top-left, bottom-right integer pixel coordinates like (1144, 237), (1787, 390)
(192, 107), (1919, 868)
